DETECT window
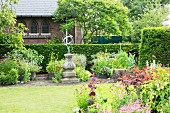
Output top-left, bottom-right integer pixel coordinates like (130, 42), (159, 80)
(30, 21), (38, 33)
(42, 21), (49, 33)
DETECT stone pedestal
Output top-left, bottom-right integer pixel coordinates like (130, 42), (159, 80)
(61, 54), (80, 83)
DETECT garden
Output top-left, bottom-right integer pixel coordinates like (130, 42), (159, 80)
(0, 0), (170, 113)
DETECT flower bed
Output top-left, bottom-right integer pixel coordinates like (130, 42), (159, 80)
(74, 65), (170, 113)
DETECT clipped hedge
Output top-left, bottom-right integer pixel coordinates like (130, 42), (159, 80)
(139, 27), (170, 68)
(0, 44), (138, 72)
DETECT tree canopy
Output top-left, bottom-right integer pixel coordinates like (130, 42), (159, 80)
(0, 0), (25, 48)
(54, 0), (131, 43)
(122, 0), (169, 42)
(122, 0), (170, 21)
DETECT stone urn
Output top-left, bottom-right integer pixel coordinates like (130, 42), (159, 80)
(61, 54), (80, 83)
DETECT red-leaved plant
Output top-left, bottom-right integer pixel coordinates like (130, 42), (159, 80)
(118, 66), (153, 87)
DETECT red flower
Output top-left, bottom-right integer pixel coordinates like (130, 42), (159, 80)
(89, 91), (96, 96)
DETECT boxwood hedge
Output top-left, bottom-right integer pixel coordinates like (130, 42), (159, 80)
(139, 27), (170, 68)
(0, 44), (138, 72)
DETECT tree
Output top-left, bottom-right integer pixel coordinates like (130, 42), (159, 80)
(54, 0), (131, 43)
(131, 6), (169, 42)
(122, 0), (169, 43)
(0, 0), (25, 48)
(122, 0), (170, 21)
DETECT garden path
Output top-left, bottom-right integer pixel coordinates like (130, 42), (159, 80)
(0, 74), (115, 87)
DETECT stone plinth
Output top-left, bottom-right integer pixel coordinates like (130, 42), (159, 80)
(61, 54), (80, 83)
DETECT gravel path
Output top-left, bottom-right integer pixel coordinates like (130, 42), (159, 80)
(0, 74), (115, 87)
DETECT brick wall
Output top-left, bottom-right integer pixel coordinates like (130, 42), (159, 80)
(17, 17), (76, 44)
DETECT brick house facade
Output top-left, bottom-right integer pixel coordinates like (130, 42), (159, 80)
(14, 0), (82, 44)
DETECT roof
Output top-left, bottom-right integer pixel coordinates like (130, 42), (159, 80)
(13, 0), (57, 17)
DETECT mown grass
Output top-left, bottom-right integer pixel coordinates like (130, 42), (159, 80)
(0, 85), (78, 113)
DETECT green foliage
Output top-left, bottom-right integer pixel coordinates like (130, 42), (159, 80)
(92, 50), (136, 77)
(8, 48), (44, 74)
(22, 69), (31, 83)
(92, 52), (114, 77)
(75, 67), (91, 82)
(0, 68), (18, 85)
(54, 0), (131, 43)
(6, 68), (18, 85)
(9, 48), (44, 66)
(72, 54), (90, 82)
(0, 44), (138, 72)
(52, 70), (63, 83)
(139, 27), (170, 68)
(130, 5), (169, 42)
(0, 59), (17, 74)
(0, 0), (26, 49)
(140, 67), (170, 112)
(47, 36), (62, 44)
(72, 54), (86, 68)
(46, 53), (64, 73)
(122, 0), (170, 22)
(116, 50), (136, 69)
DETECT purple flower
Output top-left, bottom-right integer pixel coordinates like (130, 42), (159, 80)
(104, 110), (109, 113)
(88, 84), (92, 88)
(87, 99), (94, 105)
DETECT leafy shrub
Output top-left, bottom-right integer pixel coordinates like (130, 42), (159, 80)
(75, 67), (91, 82)
(29, 64), (41, 73)
(17, 61), (29, 75)
(0, 60), (17, 74)
(9, 48), (44, 66)
(72, 54), (86, 68)
(119, 66), (153, 87)
(8, 48), (44, 74)
(0, 68), (18, 85)
(92, 52), (115, 77)
(52, 69), (63, 83)
(23, 69), (31, 83)
(92, 50), (136, 78)
(46, 53), (64, 73)
(6, 68), (18, 85)
(140, 67), (170, 112)
(139, 27), (170, 68)
(47, 36), (62, 44)
(116, 50), (136, 69)
(0, 74), (6, 85)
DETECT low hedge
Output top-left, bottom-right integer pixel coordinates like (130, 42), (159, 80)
(0, 44), (139, 72)
(139, 27), (170, 68)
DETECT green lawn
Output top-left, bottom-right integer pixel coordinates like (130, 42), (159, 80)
(0, 85), (78, 113)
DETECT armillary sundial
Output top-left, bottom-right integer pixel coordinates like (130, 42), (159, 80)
(61, 30), (80, 84)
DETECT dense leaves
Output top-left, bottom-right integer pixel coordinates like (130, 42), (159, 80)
(0, 44), (138, 72)
(139, 27), (170, 68)
(140, 67), (170, 112)
(54, 0), (131, 43)
(131, 5), (169, 42)
(122, 0), (170, 21)
(119, 66), (153, 87)
(0, 0), (26, 48)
